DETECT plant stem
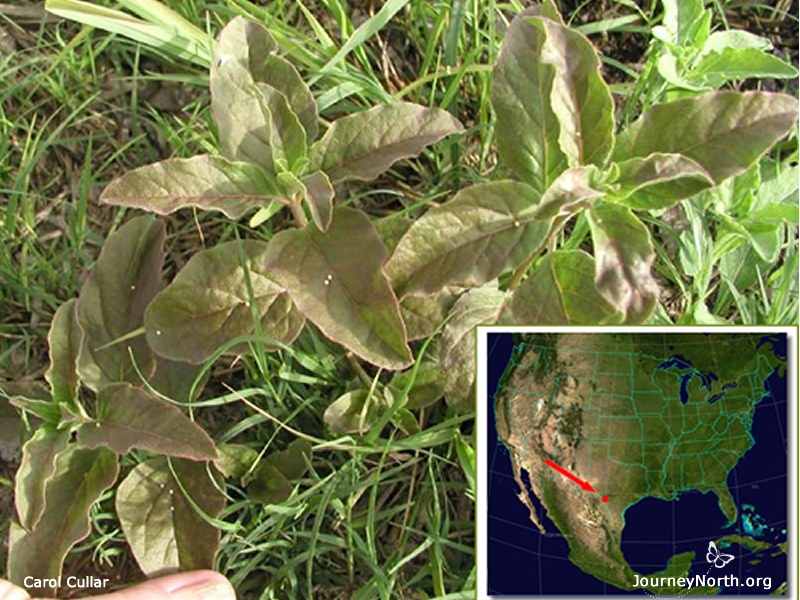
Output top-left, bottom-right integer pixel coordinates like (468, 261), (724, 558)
(346, 353), (373, 389)
(508, 257), (533, 291)
(290, 201), (308, 228)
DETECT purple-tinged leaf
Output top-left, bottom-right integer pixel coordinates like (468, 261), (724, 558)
(302, 170), (334, 232)
(386, 181), (551, 297)
(116, 457), (225, 576)
(148, 357), (208, 404)
(308, 103), (463, 182)
(211, 18), (314, 172)
(607, 153), (714, 209)
(45, 299), (82, 406)
(440, 287), (507, 411)
(491, 13), (566, 192)
(101, 155), (281, 218)
(260, 54), (318, 143)
(502, 250), (622, 324)
(254, 82), (308, 173)
(527, 17), (615, 168)
(77, 383), (217, 460)
(264, 208), (412, 370)
(533, 166), (604, 220)
(77, 216), (165, 391)
(401, 289), (459, 342)
(145, 241), (305, 364)
(8, 446), (119, 596)
(613, 91), (798, 184)
(78, 383), (217, 460)
(14, 427), (70, 532)
(587, 204), (658, 323)
(214, 17), (277, 77)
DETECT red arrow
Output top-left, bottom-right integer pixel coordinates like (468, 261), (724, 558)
(545, 459), (596, 493)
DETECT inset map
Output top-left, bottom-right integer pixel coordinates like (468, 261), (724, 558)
(484, 331), (790, 596)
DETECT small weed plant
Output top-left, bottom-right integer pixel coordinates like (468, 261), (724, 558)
(3, 2), (797, 596)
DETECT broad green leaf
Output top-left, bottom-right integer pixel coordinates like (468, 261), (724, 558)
(323, 390), (377, 434)
(719, 242), (770, 291)
(440, 287), (507, 411)
(683, 301), (728, 325)
(744, 222), (782, 263)
(255, 83), (308, 173)
(3, 385), (59, 425)
(14, 427), (70, 532)
(101, 155), (281, 218)
(375, 214), (413, 253)
(77, 216), (165, 391)
(720, 214), (784, 263)
(260, 54), (318, 142)
(533, 166), (603, 220)
(656, 54), (707, 91)
(527, 17), (615, 168)
(660, 0), (709, 47)
(587, 204), (657, 323)
(245, 462), (292, 504)
(246, 439), (311, 503)
(77, 383), (217, 460)
(386, 182), (551, 297)
(302, 170), (334, 232)
(116, 457), (225, 576)
(389, 407), (420, 435)
(702, 30), (773, 53)
(704, 162), (760, 216)
(492, 12), (567, 192)
(400, 289), (459, 341)
(607, 153), (714, 210)
(613, 91), (798, 184)
(502, 250), (622, 324)
(145, 241), (305, 364)
(757, 165), (799, 207)
(148, 357), (208, 404)
(749, 203), (799, 225)
(8, 446), (119, 596)
(45, 299), (82, 406)
(308, 102), (463, 182)
(215, 443), (258, 480)
(389, 362), (444, 410)
(265, 439), (312, 480)
(264, 208), (412, 370)
(211, 68), (272, 168)
(691, 47), (798, 88)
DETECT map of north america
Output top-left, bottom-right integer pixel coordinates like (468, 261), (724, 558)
(490, 332), (787, 595)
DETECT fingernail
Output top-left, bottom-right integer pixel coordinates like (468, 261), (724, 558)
(170, 578), (235, 600)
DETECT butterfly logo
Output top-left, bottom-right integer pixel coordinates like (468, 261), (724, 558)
(706, 541), (734, 569)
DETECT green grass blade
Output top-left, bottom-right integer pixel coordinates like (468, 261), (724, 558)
(45, 0), (212, 67)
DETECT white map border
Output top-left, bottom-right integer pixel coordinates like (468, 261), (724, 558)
(476, 325), (797, 600)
